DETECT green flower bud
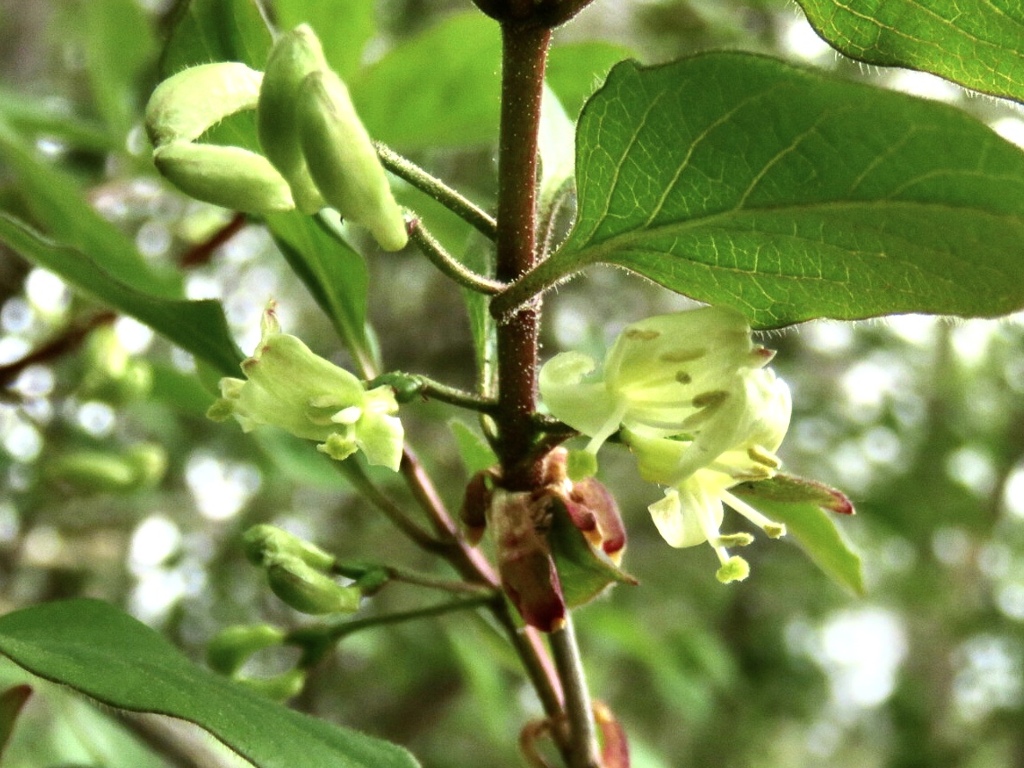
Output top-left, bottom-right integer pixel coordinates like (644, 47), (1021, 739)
(44, 443), (166, 493)
(153, 142), (295, 213)
(258, 24), (328, 214)
(146, 62), (263, 147)
(236, 669), (306, 701)
(265, 554), (361, 615)
(242, 524), (336, 572)
(297, 70), (408, 251)
(80, 327), (153, 403)
(207, 624), (285, 676)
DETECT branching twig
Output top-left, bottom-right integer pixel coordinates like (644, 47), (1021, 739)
(407, 217), (507, 295)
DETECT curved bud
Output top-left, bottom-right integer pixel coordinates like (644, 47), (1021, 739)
(265, 554), (361, 615)
(236, 669), (307, 701)
(146, 62), (263, 147)
(124, 443), (168, 490)
(242, 524), (336, 572)
(153, 142), (295, 213)
(258, 25), (328, 214)
(207, 624), (285, 676)
(297, 70), (408, 251)
(44, 451), (139, 493)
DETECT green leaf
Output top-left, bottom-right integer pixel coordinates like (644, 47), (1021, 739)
(448, 419), (497, 476)
(160, 0), (272, 76)
(0, 215), (243, 376)
(550, 502), (637, 609)
(273, 0), (376, 79)
(0, 86), (114, 152)
(796, 0), (1024, 104)
(0, 599), (420, 768)
(748, 499), (864, 595)
(350, 13), (500, 148)
(0, 120), (180, 299)
(498, 53), (1024, 328)
(81, 0), (158, 137)
(264, 212), (372, 372)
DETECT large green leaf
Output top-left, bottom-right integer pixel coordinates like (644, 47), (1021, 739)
(746, 499), (864, 595)
(0, 599), (420, 768)
(796, 0), (1024, 104)
(264, 212), (373, 373)
(159, 0), (272, 76)
(272, 0), (376, 79)
(0, 120), (180, 299)
(497, 54), (1024, 328)
(350, 13), (500, 148)
(0, 215), (243, 377)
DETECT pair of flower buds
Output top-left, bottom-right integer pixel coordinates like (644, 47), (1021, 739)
(145, 25), (407, 251)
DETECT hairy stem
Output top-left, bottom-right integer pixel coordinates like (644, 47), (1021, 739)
(376, 142), (497, 240)
(494, 21), (550, 490)
(407, 218), (507, 295)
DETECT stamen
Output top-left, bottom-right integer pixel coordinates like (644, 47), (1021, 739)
(692, 390), (730, 408)
(659, 348), (706, 363)
(716, 532), (754, 547)
(747, 445), (781, 469)
(721, 490), (787, 538)
(623, 328), (660, 341)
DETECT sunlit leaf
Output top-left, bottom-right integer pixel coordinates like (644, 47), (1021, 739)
(796, 0), (1024, 103)
(273, 0), (376, 79)
(0, 215), (242, 376)
(498, 54), (1024, 328)
(0, 599), (420, 768)
(350, 13), (500, 148)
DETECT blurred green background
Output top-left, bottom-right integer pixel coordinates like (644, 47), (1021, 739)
(2, 1), (1024, 766)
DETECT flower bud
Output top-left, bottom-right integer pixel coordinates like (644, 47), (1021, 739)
(44, 443), (166, 493)
(242, 524), (336, 572)
(146, 62), (263, 147)
(489, 488), (566, 633)
(297, 70), (408, 251)
(258, 25), (328, 214)
(153, 142), (295, 213)
(236, 669), (307, 701)
(265, 554), (361, 615)
(206, 624), (285, 676)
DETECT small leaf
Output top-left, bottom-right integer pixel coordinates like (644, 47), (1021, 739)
(796, 0), (1024, 104)
(0, 599), (420, 768)
(264, 212), (373, 372)
(549, 501), (637, 609)
(499, 54), (1024, 328)
(159, 0), (272, 77)
(0, 215), (243, 376)
(750, 499), (864, 595)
